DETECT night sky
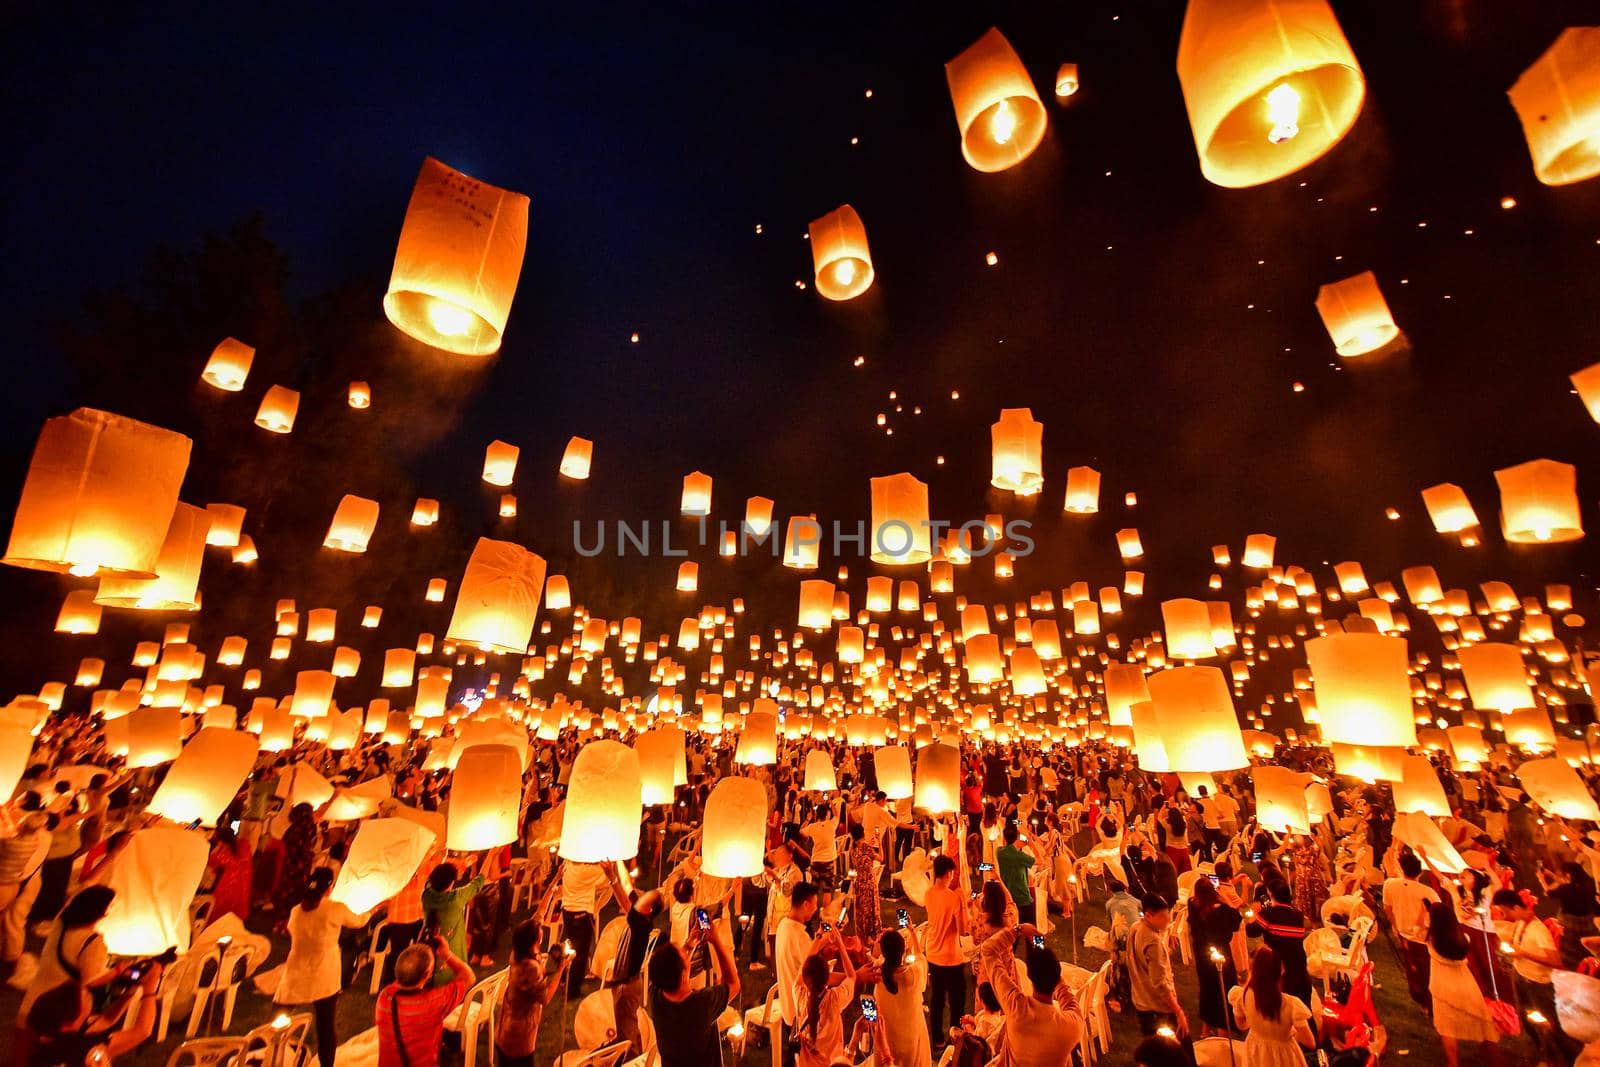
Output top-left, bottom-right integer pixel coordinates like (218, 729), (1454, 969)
(1, 3), (1598, 700)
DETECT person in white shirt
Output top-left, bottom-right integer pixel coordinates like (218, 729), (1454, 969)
(1382, 851), (1440, 1007)
(561, 860), (628, 994)
(776, 882), (821, 1031)
(1491, 888), (1568, 1059)
(752, 844), (801, 971)
(802, 805), (840, 886)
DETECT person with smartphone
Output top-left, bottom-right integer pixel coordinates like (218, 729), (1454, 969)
(793, 928), (859, 1067)
(978, 920), (1083, 1066)
(492, 919), (571, 1067)
(376, 928), (476, 1067)
(646, 903), (740, 1067)
(872, 925), (931, 1067)
(22, 958), (163, 1067)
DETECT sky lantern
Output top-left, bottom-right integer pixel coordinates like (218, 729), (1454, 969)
(0, 722), (35, 803)
(98, 827), (209, 955)
(411, 498), (440, 526)
(95, 503), (210, 611)
(799, 579), (835, 630)
(870, 473), (932, 564)
(347, 381), (371, 409)
(200, 337), (253, 391)
(965, 633), (1003, 683)
(702, 777), (768, 878)
(680, 471), (713, 515)
(1105, 663), (1150, 726)
(990, 408), (1043, 495)
(306, 608), (336, 642)
(1128, 700), (1170, 772)
(809, 205), (875, 300)
(203, 503), (245, 548)
(324, 495), (380, 552)
(1401, 565), (1443, 606)
(291, 670), (336, 718)
(945, 28), (1047, 172)
(254, 385), (299, 433)
(483, 440), (519, 486)
(231, 535), (257, 564)
(1055, 62), (1080, 97)
(636, 726), (686, 805)
(416, 672), (449, 718)
(736, 707), (779, 765)
(1148, 667), (1249, 772)
(865, 576), (893, 613)
(1009, 646), (1047, 695)
(446, 744), (522, 850)
(1520, 756), (1600, 821)
(1420, 482), (1479, 534)
(1508, 29), (1600, 186)
(1306, 633), (1417, 748)
(1572, 361), (1600, 422)
(1063, 466), (1101, 513)
(545, 575), (571, 610)
(125, 706), (183, 768)
(55, 590), (101, 634)
(875, 745), (914, 799)
(74, 658), (103, 687)
(1242, 533), (1276, 568)
(1330, 742), (1405, 782)
(330, 818), (436, 915)
(1163, 598), (1217, 659)
(1253, 766), (1311, 833)
(804, 749), (837, 792)
(3, 408), (190, 579)
(676, 561), (698, 592)
(1494, 458), (1584, 543)
(1457, 641), (1534, 711)
(784, 515), (822, 569)
(560, 739), (642, 861)
(146, 727), (259, 827)
(1506, 707), (1557, 750)
(1315, 271), (1398, 356)
(382, 157), (529, 356)
(745, 496), (775, 537)
(559, 436), (593, 479)
(446, 537), (546, 654)
(383, 648), (416, 687)
(1116, 528), (1144, 560)
(913, 743), (960, 813)
(1176, 0), (1365, 187)
(1392, 754), (1450, 816)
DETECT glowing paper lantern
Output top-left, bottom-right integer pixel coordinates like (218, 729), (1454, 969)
(329, 818), (437, 914)
(1116, 529), (1144, 560)
(702, 777), (769, 878)
(483, 441), (519, 486)
(1162, 598), (1217, 660)
(94, 503), (210, 611)
(323, 495), (379, 553)
(945, 28), (1047, 173)
(147, 728), (259, 827)
(1401, 565), (1444, 605)
(1519, 757), (1600, 821)
(735, 709), (779, 766)
(447, 744), (522, 851)
(1055, 63), (1080, 97)
(1104, 663), (1150, 727)
(798, 580), (835, 630)
(1330, 743), (1405, 783)
(1504, 707), (1557, 750)
(803, 749), (837, 792)
(201, 338), (253, 391)
(745, 496), (774, 537)
(1305, 633), (1417, 748)
(636, 727), (687, 806)
(1314, 271), (1398, 356)
(1147, 667), (1248, 772)
(965, 634), (1004, 684)
(1390, 812), (1466, 874)
(254, 386), (299, 434)
(1253, 766), (1311, 834)
(868, 473), (932, 565)
(1242, 534), (1276, 569)
(680, 471), (713, 516)
(412, 498), (440, 526)
(675, 562), (698, 592)
(809, 205), (875, 300)
(1128, 700), (1170, 772)
(1573, 361), (1600, 423)
(1063, 466), (1100, 513)
(1555, 970), (1600, 1043)
(55, 590), (101, 634)
(1495, 459), (1584, 543)
(1458, 642), (1534, 712)
(559, 740), (642, 862)
(1392, 754), (1450, 816)
(290, 670), (336, 719)
(913, 743), (959, 814)
(3, 408), (191, 578)
(1176, 0), (1365, 188)
(784, 515), (822, 569)
(1509, 29), (1600, 186)
(383, 157), (529, 356)
(445, 537), (546, 654)
(990, 408), (1043, 495)
(560, 436), (593, 479)
(99, 827), (209, 955)
(875, 745), (913, 800)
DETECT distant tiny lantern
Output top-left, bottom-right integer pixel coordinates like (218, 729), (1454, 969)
(560, 436), (593, 479)
(702, 776), (769, 878)
(483, 440), (519, 486)
(1315, 271), (1398, 356)
(323, 495), (380, 553)
(498, 494), (517, 518)
(990, 408), (1043, 495)
(446, 538), (546, 654)
(945, 28), (1048, 173)
(201, 338), (253, 392)
(1508, 29), (1600, 187)
(383, 157), (529, 356)
(1063, 466), (1101, 513)
(681, 471), (713, 515)
(411, 498), (440, 526)
(745, 496), (775, 538)
(3, 408), (191, 579)
(347, 381), (371, 409)
(1054, 62), (1080, 98)
(55, 590), (102, 635)
(676, 561), (699, 592)
(808, 205), (875, 301)
(560, 740), (642, 861)
(870, 473), (932, 565)
(1495, 458), (1584, 543)
(1176, 0), (1366, 188)
(254, 386), (299, 434)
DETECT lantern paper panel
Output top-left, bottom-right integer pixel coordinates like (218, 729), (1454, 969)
(945, 28), (1048, 173)
(383, 157), (530, 356)
(447, 744), (523, 851)
(702, 776), (769, 878)
(99, 827), (210, 955)
(809, 205), (875, 301)
(1508, 29), (1600, 187)
(445, 537), (547, 654)
(330, 817), (437, 915)
(1253, 766), (1311, 834)
(869, 473), (932, 565)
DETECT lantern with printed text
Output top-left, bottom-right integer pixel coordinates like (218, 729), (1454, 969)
(809, 205), (875, 300)
(383, 157), (529, 356)
(1176, 0), (1365, 188)
(945, 28), (1047, 172)
(4, 408), (191, 579)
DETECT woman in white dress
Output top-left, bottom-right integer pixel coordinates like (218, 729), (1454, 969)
(873, 928), (931, 1067)
(1426, 901), (1502, 1067)
(275, 867), (371, 1067)
(1230, 946), (1314, 1067)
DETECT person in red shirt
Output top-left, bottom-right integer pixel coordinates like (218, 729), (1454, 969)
(924, 852), (969, 1048)
(375, 933), (475, 1067)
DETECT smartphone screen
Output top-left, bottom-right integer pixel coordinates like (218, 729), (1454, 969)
(1031, 934), (1046, 949)
(979, 862), (993, 872)
(897, 908), (909, 929)
(859, 996), (878, 1022)
(1209, 875), (1220, 886)
(694, 908), (711, 932)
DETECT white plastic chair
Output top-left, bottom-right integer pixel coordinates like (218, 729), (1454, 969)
(559, 1039), (631, 1067)
(164, 1037), (247, 1067)
(364, 920), (391, 995)
(443, 969), (507, 1067)
(739, 982), (782, 1067)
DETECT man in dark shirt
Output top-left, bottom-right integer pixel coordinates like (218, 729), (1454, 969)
(1247, 879), (1313, 1004)
(610, 888), (665, 1055)
(647, 917), (740, 1067)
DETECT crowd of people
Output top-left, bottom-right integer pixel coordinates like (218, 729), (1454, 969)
(3, 715), (1600, 1067)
